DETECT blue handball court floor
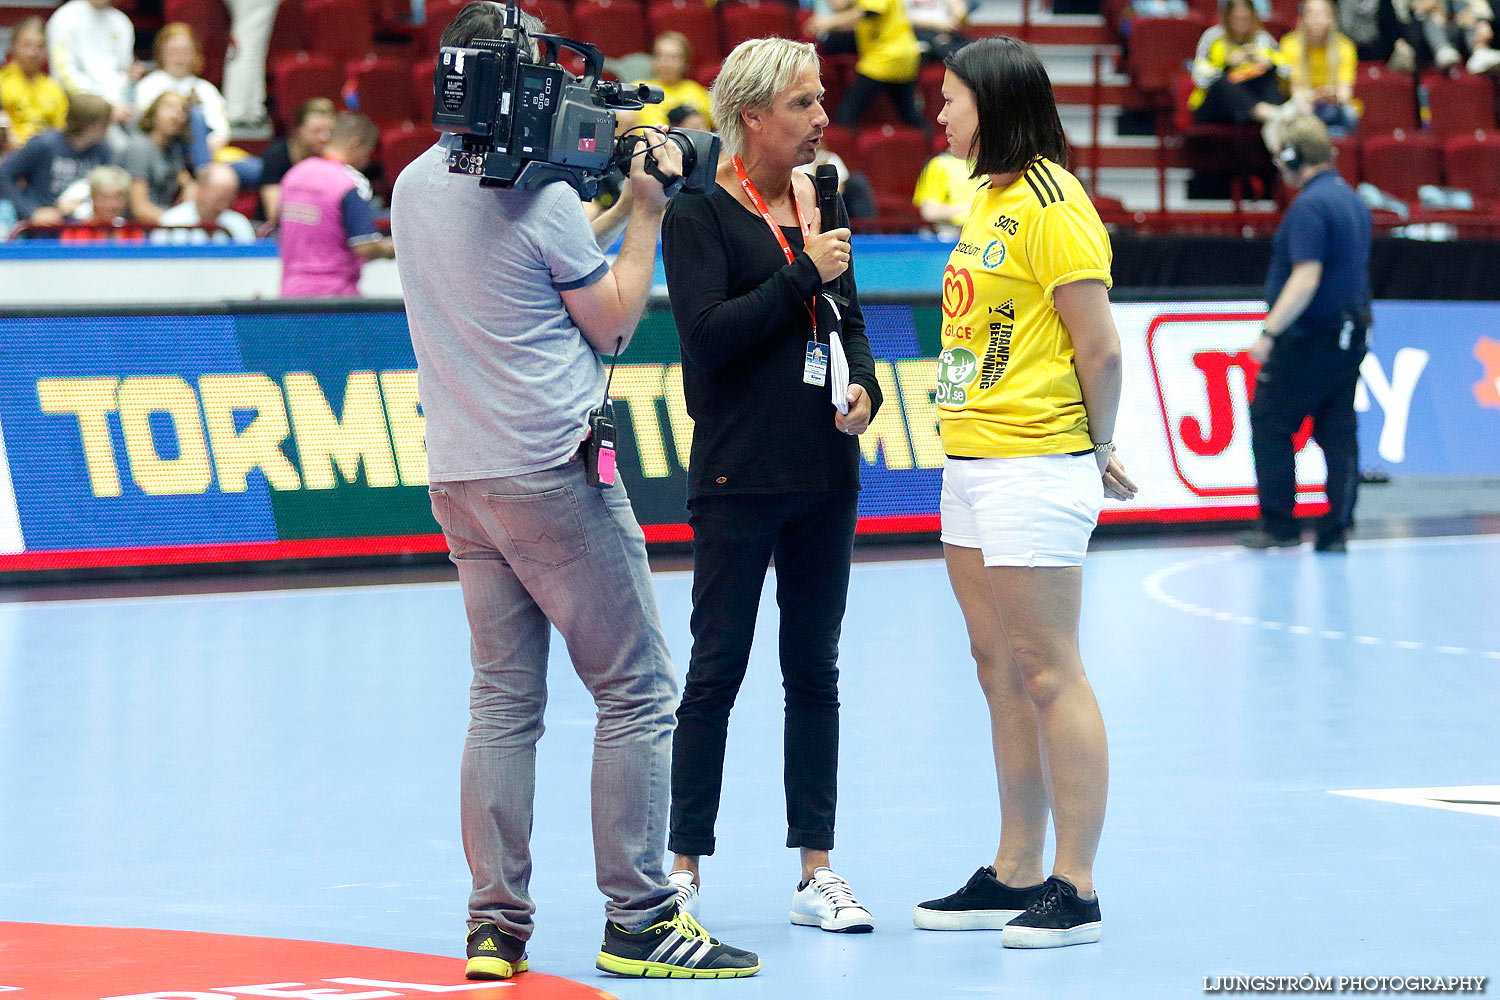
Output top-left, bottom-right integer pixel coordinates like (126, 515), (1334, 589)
(2, 530), (1498, 998)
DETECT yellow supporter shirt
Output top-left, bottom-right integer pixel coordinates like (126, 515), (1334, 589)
(0, 62), (68, 149)
(936, 158), (1113, 457)
(1278, 31), (1357, 92)
(855, 0), (920, 84)
(913, 153), (986, 226)
(636, 78), (714, 129)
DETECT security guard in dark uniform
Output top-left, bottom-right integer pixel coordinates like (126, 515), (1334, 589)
(1241, 115), (1372, 553)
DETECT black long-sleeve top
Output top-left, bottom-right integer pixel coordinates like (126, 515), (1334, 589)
(661, 183), (883, 503)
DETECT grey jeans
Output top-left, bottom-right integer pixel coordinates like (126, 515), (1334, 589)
(428, 460), (679, 939)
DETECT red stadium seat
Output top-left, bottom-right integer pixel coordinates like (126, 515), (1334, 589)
(413, 57), (437, 127)
(1128, 17), (1208, 97)
(269, 0), (310, 61)
(304, 0), (375, 62)
(163, 0), (230, 85)
(720, 0), (797, 51)
(270, 51), (345, 130)
(347, 55), (416, 127)
(918, 60), (946, 131)
(521, 0), (573, 35)
(1353, 65), (1416, 135)
(693, 59), (722, 88)
(420, 0), (468, 57)
(573, 0), (650, 58)
(1331, 135), (1359, 187)
(820, 123), (859, 171)
(857, 124), (927, 218)
(378, 121), (436, 198)
(1444, 131), (1500, 205)
(648, 0), (722, 68)
(1361, 131), (1443, 200)
(1424, 72), (1497, 139)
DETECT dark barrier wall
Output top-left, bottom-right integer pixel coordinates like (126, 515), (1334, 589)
(1, 297), (1497, 572)
(1112, 237), (1500, 301)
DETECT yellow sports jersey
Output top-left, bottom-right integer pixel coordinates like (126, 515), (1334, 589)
(0, 62), (68, 149)
(855, 0), (920, 84)
(1278, 31), (1357, 91)
(936, 158), (1113, 457)
(912, 153), (986, 226)
(635, 78), (714, 129)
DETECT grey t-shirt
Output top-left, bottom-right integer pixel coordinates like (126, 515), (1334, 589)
(119, 132), (190, 208)
(390, 144), (611, 481)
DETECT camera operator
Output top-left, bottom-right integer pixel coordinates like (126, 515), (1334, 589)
(389, 1), (758, 983)
(659, 36), (882, 934)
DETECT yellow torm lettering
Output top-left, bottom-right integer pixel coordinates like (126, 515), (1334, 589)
(199, 373), (302, 492)
(117, 376), (213, 496)
(36, 377), (122, 497)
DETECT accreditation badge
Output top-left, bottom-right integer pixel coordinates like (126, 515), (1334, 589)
(803, 341), (828, 386)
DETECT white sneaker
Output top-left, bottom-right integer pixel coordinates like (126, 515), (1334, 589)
(1435, 44), (1462, 70)
(667, 869), (700, 920)
(1467, 47), (1500, 74)
(790, 867), (875, 933)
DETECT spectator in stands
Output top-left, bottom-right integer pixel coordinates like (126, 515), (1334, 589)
(906, 0), (970, 62)
(279, 112), (394, 297)
(122, 90), (195, 224)
(0, 91), (112, 226)
(134, 24), (231, 165)
(1190, 0), (1287, 128)
(1277, 0), (1360, 136)
(158, 161), (256, 241)
(807, 0), (926, 130)
(2, 18), (68, 153)
(46, 0), (139, 125)
(222, 0), (281, 135)
(1376, 0), (1492, 72)
(69, 162), (132, 222)
(667, 104), (708, 132)
(1453, 0), (1500, 73)
(636, 33), (713, 130)
(259, 96), (336, 230)
(912, 148), (985, 234)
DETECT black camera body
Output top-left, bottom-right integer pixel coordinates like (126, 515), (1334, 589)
(431, 3), (720, 200)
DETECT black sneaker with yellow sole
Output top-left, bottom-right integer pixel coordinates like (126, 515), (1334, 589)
(596, 907), (760, 979)
(466, 922), (528, 980)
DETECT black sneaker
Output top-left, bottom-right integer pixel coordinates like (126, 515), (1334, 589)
(596, 907), (760, 978)
(1237, 529), (1301, 550)
(912, 866), (1048, 930)
(465, 922), (527, 980)
(999, 876), (1102, 948)
(1314, 533), (1347, 553)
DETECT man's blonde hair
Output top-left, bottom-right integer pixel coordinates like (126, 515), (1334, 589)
(1281, 114), (1334, 166)
(710, 37), (819, 158)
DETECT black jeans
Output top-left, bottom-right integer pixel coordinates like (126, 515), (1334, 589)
(835, 72), (927, 130)
(669, 491), (859, 856)
(1250, 322), (1368, 543)
(1193, 72), (1286, 125)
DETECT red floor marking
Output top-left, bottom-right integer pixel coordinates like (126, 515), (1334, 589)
(0, 923), (617, 1000)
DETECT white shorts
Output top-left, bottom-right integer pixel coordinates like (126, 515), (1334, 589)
(940, 453), (1104, 567)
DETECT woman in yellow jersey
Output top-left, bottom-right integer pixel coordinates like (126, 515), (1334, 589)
(635, 32), (714, 131)
(1278, 0), (1360, 135)
(909, 36), (1137, 950)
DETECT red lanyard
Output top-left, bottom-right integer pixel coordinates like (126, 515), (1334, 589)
(732, 155), (818, 339)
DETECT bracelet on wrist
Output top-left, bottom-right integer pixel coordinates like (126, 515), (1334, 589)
(1091, 440), (1114, 456)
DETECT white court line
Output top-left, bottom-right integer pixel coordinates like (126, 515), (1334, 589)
(1140, 534), (1500, 660)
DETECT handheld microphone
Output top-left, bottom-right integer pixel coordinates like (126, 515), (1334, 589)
(814, 163), (841, 236)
